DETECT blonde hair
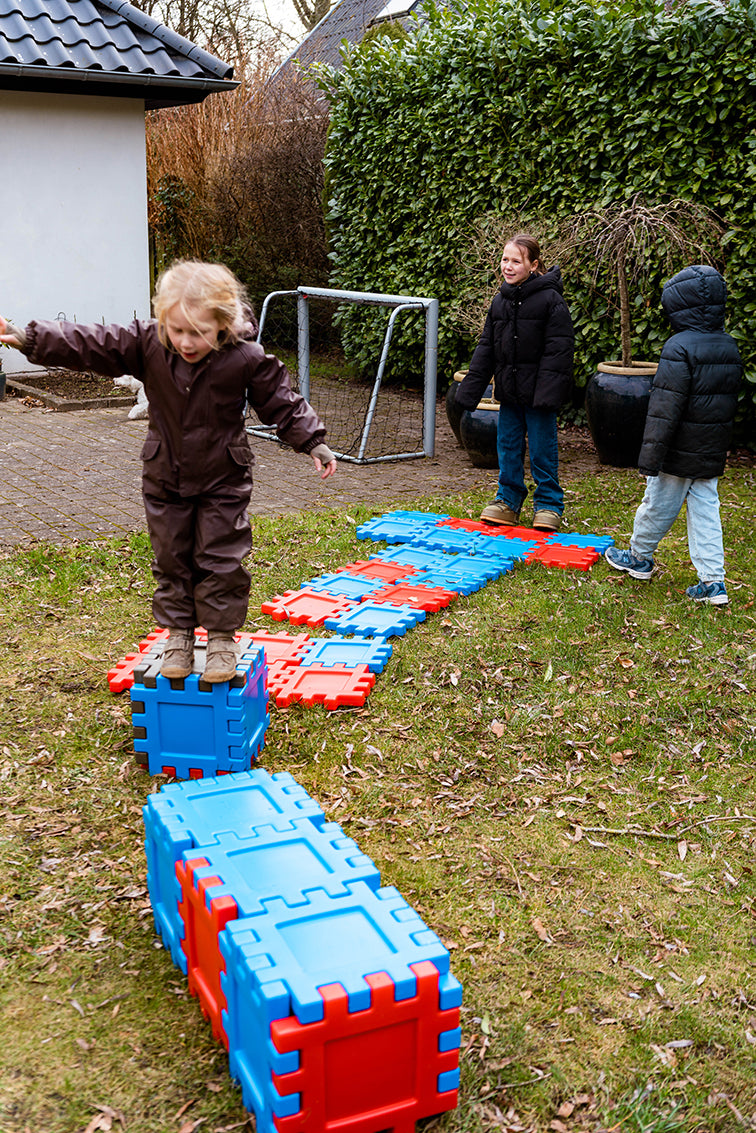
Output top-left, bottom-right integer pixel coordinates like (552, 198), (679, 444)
(153, 260), (249, 349)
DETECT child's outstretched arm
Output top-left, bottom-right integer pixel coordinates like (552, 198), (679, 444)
(0, 317), (26, 350)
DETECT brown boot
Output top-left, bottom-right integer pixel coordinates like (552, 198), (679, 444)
(161, 629), (195, 679)
(203, 633), (239, 683)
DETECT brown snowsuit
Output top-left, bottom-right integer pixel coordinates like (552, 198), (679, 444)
(24, 318), (327, 631)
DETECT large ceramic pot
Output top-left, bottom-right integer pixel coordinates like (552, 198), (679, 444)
(459, 395), (499, 469)
(585, 360), (658, 468)
(445, 370), (468, 444)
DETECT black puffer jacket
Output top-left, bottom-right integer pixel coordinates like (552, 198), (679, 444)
(456, 267), (574, 411)
(638, 265), (742, 479)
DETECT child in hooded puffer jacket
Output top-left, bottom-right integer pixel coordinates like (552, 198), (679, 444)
(0, 260), (337, 678)
(455, 233), (575, 531)
(605, 264), (742, 605)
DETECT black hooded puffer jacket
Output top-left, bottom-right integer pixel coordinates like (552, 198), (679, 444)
(456, 266), (575, 412)
(638, 265), (742, 479)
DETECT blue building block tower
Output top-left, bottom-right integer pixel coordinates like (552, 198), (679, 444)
(130, 641), (269, 780)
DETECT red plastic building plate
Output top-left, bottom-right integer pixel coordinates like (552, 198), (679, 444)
(177, 856), (238, 1049)
(261, 589), (358, 627)
(271, 663), (376, 709)
(527, 544), (600, 570)
(337, 560), (420, 583)
(369, 582), (458, 612)
(271, 961), (460, 1133)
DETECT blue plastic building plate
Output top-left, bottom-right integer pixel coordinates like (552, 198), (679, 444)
(545, 532), (615, 552)
(301, 572), (387, 601)
(324, 601), (426, 638)
(355, 515), (439, 544)
(370, 546), (462, 572)
(472, 534), (539, 561)
(298, 637), (393, 673)
(409, 527), (481, 554)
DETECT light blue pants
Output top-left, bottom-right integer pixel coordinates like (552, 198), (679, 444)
(630, 473), (725, 583)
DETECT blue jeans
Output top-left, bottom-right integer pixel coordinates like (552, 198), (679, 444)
(495, 404), (563, 515)
(631, 473), (724, 582)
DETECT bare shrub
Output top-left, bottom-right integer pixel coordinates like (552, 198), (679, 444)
(147, 55), (329, 310)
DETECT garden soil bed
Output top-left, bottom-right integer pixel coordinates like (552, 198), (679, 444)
(4, 368), (132, 411)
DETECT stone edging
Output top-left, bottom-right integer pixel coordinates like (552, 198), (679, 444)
(3, 373), (133, 413)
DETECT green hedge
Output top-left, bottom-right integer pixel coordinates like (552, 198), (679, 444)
(318, 0), (756, 433)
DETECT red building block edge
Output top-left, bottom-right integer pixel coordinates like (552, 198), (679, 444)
(271, 961), (460, 1133)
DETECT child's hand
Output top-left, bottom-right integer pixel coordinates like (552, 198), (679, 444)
(310, 443), (337, 480)
(0, 316), (26, 349)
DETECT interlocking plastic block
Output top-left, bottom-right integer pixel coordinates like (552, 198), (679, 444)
(415, 558), (514, 595)
(379, 510), (450, 523)
(250, 630), (313, 666)
(409, 527), (481, 555)
(336, 559), (419, 584)
(271, 664), (376, 709)
(418, 552), (512, 587)
(545, 532), (615, 552)
(298, 637), (393, 674)
(138, 627), (170, 652)
(482, 524), (551, 541)
(176, 823), (381, 1044)
(370, 545), (462, 572)
(324, 601), (425, 638)
(368, 582), (458, 613)
(527, 543), (600, 571)
(107, 652), (142, 693)
(143, 768), (326, 971)
(301, 572), (386, 601)
(261, 589), (358, 627)
(473, 533), (539, 561)
(271, 962), (462, 1133)
(220, 882), (454, 1123)
(437, 517), (493, 533)
(354, 515), (439, 544)
(131, 643), (269, 779)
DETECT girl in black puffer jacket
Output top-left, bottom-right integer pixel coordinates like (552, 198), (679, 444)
(604, 264), (742, 605)
(455, 233), (574, 531)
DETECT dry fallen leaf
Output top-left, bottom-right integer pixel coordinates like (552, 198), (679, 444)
(490, 721), (505, 738)
(678, 840), (688, 861)
(531, 917), (552, 943)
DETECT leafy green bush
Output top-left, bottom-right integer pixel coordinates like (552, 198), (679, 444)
(318, 0), (756, 436)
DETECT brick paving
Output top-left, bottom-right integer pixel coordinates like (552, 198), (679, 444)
(0, 396), (500, 549)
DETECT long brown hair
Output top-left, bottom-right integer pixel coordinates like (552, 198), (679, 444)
(507, 233), (546, 276)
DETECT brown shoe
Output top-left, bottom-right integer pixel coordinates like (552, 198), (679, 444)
(161, 630), (195, 679)
(532, 509), (561, 532)
(480, 501), (520, 526)
(203, 633), (239, 683)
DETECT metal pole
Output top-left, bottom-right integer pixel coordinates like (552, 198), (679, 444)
(423, 298), (439, 458)
(297, 290), (310, 401)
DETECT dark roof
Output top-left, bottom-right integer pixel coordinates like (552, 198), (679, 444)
(274, 0), (424, 77)
(0, 0), (237, 108)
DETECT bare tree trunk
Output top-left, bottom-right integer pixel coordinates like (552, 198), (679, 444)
(617, 248), (633, 367)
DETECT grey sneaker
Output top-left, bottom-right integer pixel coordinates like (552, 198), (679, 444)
(480, 500), (519, 526)
(160, 629), (195, 678)
(604, 546), (654, 580)
(686, 580), (728, 605)
(532, 509), (561, 532)
(203, 633), (240, 683)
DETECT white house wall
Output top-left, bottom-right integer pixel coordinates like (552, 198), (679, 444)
(1, 90), (151, 373)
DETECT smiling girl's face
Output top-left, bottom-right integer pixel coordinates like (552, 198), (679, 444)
(164, 303), (223, 364)
(500, 242), (534, 286)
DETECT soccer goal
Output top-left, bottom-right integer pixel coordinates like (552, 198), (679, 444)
(247, 285), (439, 464)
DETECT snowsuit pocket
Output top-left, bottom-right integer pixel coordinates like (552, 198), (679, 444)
(140, 436), (161, 461)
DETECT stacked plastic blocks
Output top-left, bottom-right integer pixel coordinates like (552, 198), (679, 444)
(143, 768), (462, 1133)
(130, 639), (269, 779)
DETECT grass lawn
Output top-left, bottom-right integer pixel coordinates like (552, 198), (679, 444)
(0, 460), (754, 1133)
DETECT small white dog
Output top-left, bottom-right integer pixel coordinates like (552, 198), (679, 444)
(114, 375), (149, 420)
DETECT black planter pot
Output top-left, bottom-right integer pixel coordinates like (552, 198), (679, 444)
(0, 371), (5, 402)
(459, 399), (499, 469)
(585, 361), (657, 468)
(445, 370), (468, 444)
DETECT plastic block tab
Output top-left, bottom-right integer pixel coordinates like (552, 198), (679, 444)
(324, 601), (425, 638)
(270, 664), (376, 709)
(368, 582), (458, 612)
(473, 533), (540, 561)
(261, 590), (358, 627)
(143, 769), (326, 970)
(336, 559), (419, 584)
(527, 543), (600, 571)
(130, 643), (269, 780)
(271, 961), (462, 1133)
(298, 637), (393, 673)
(301, 572), (387, 601)
(107, 652), (143, 694)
